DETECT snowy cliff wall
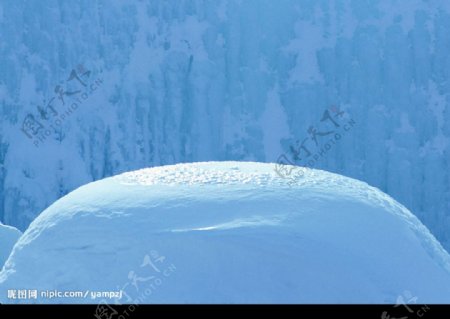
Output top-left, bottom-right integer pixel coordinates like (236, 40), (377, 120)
(0, 0), (449, 249)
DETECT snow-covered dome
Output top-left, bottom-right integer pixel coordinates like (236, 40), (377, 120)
(0, 222), (22, 269)
(1, 161), (450, 303)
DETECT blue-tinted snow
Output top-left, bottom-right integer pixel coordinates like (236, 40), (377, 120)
(0, 1), (450, 251)
(1, 162), (449, 303)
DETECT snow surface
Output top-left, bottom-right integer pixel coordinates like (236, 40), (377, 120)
(0, 222), (21, 270)
(1, 162), (450, 304)
(1, 0), (450, 253)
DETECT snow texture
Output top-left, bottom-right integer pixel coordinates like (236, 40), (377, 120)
(1, 162), (450, 304)
(1, 0), (450, 253)
(0, 221), (21, 270)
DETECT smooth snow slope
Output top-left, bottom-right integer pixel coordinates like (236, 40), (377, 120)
(0, 222), (21, 270)
(1, 0), (450, 253)
(1, 162), (450, 304)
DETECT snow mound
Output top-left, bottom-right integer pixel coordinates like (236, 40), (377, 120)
(0, 222), (22, 269)
(1, 161), (450, 304)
